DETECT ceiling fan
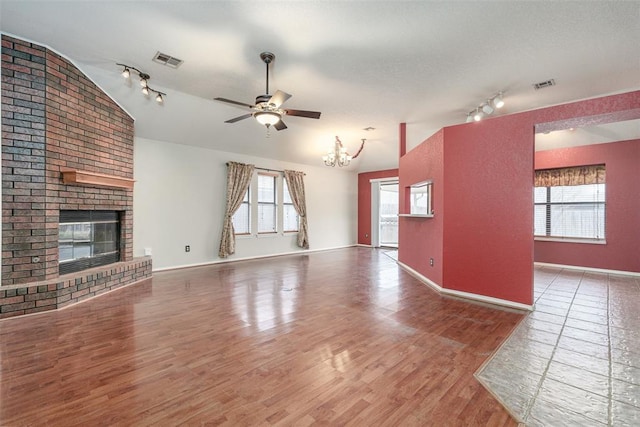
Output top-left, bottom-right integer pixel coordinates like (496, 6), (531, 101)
(214, 52), (321, 131)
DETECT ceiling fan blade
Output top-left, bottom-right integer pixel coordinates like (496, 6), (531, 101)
(225, 113), (253, 123)
(214, 97), (255, 109)
(284, 109), (321, 119)
(268, 90), (292, 108)
(274, 120), (288, 131)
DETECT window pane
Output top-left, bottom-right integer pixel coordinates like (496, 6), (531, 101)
(534, 187), (547, 203)
(550, 184), (604, 203)
(258, 174), (276, 203)
(283, 180), (293, 204)
(232, 200), (250, 234)
(258, 204), (276, 233)
(534, 205), (547, 236)
(550, 204), (605, 239)
(283, 204), (299, 232)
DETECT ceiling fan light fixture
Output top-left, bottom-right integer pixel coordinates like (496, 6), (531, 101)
(141, 86), (149, 96)
(121, 67), (130, 79)
(254, 111), (281, 126)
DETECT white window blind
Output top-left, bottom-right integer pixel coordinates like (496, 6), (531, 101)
(534, 183), (605, 239)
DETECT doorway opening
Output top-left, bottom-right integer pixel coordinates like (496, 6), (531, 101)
(371, 179), (399, 248)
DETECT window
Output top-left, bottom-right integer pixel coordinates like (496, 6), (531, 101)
(232, 171), (299, 235)
(283, 179), (299, 232)
(534, 173), (606, 240)
(258, 173), (277, 234)
(232, 188), (250, 235)
(408, 180), (433, 216)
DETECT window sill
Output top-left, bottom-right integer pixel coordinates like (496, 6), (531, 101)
(399, 213), (434, 218)
(534, 237), (606, 245)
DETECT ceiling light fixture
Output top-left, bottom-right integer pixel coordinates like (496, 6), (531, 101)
(323, 136), (366, 168)
(254, 111), (281, 126)
(117, 63), (166, 104)
(465, 91), (506, 122)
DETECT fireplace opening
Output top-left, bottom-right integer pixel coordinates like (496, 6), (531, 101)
(59, 210), (121, 275)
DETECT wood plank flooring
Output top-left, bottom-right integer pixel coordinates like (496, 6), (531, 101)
(0, 248), (523, 426)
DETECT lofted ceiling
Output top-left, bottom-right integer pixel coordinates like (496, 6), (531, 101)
(1, 1), (639, 172)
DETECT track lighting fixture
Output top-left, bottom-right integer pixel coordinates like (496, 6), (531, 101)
(117, 63), (166, 104)
(465, 91), (506, 122)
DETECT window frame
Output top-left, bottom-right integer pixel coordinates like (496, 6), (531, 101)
(534, 183), (606, 244)
(257, 172), (278, 235)
(232, 170), (299, 237)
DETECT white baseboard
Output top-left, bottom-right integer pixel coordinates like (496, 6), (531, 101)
(152, 245), (357, 272)
(398, 261), (533, 312)
(535, 262), (640, 277)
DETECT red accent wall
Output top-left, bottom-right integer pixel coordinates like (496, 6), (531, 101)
(357, 169), (398, 245)
(535, 139), (640, 272)
(398, 90), (640, 306)
(398, 129), (444, 285)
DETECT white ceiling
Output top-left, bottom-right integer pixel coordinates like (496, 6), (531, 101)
(1, 1), (639, 172)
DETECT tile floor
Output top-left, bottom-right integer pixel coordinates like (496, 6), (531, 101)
(476, 265), (640, 426)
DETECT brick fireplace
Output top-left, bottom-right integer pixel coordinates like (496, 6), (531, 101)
(1, 35), (151, 318)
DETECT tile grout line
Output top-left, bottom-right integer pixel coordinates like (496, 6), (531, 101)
(607, 273), (613, 427)
(522, 267), (581, 424)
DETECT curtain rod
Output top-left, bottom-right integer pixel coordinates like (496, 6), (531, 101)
(225, 163), (305, 175)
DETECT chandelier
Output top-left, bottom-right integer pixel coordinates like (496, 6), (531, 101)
(323, 136), (366, 167)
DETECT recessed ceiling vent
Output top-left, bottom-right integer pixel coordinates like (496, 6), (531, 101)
(152, 51), (183, 68)
(533, 79), (556, 90)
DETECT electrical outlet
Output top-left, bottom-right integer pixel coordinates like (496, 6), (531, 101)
(429, 258), (434, 267)
(185, 245), (190, 252)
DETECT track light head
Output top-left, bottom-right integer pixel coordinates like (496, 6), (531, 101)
(492, 93), (505, 109)
(482, 102), (494, 115)
(473, 108), (483, 122)
(465, 113), (474, 123)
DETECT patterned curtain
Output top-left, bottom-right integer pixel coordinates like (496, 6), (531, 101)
(535, 164), (606, 187)
(218, 161), (255, 258)
(284, 170), (309, 249)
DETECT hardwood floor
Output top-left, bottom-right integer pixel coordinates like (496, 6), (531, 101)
(0, 248), (523, 426)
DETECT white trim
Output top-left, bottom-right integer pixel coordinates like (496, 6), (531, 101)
(369, 177), (399, 183)
(1, 31), (135, 121)
(398, 261), (443, 292)
(534, 262), (640, 277)
(535, 237), (606, 245)
(152, 245), (357, 272)
(398, 261), (533, 311)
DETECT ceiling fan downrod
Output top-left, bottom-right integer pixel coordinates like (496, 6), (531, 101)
(260, 52), (275, 96)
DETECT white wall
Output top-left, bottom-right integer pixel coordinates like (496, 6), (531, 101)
(133, 137), (357, 270)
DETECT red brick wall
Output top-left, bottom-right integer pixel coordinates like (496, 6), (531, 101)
(2, 35), (135, 285)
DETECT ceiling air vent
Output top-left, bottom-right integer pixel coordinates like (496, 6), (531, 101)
(533, 79), (556, 90)
(152, 51), (184, 69)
